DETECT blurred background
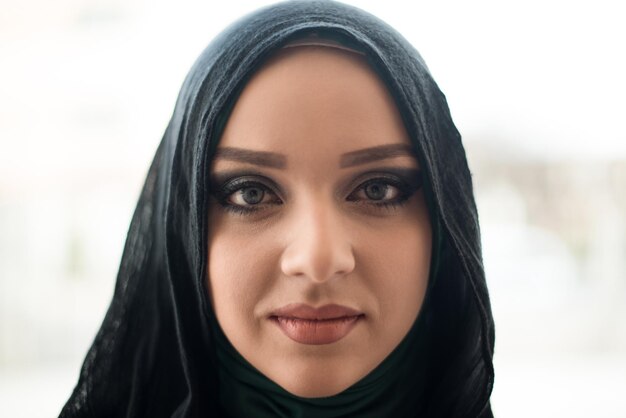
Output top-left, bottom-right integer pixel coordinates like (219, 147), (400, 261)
(1, 0), (624, 416)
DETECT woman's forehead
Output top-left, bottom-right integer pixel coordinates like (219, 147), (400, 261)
(214, 46), (414, 164)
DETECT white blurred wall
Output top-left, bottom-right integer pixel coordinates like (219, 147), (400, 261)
(1, 0), (625, 416)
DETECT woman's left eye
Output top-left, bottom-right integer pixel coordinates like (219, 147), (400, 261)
(347, 177), (415, 210)
(350, 180), (401, 202)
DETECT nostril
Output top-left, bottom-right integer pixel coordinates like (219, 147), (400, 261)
(280, 243), (355, 282)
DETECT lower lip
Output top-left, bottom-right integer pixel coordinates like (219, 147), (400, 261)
(270, 315), (363, 345)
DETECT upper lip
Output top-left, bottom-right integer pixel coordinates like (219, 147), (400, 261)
(269, 303), (363, 320)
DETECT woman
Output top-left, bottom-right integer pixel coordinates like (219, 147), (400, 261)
(60, 1), (495, 417)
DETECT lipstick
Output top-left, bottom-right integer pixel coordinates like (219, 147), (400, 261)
(269, 304), (364, 345)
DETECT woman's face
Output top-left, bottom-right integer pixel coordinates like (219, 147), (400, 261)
(207, 46), (432, 398)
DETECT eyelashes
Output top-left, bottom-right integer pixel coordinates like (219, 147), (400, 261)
(209, 170), (423, 217)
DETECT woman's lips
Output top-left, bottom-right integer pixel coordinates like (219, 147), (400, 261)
(269, 303), (364, 345)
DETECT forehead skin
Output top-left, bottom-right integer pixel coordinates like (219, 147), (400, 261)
(215, 45), (416, 177)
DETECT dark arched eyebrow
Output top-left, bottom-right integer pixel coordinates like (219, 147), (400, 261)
(213, 143), (416, 169)
(214, 147), (287, 169)
(339, 143), (416, 168)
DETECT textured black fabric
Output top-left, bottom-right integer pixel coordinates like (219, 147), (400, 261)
(60, 1), (495, 417)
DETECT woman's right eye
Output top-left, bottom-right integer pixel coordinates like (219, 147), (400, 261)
(213, 180), (283, 215)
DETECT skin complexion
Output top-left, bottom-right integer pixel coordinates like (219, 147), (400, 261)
(207, 46), (432, 398)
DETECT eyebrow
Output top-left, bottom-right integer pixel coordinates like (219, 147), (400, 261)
(213, 147), (287, 169)
(213, 143), (417, 169)
(339, 143), (416, 168)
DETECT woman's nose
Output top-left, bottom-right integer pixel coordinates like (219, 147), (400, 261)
(280, 197), (356, 283)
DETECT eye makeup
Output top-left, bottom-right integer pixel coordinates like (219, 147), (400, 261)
(208, 167), (423, 217)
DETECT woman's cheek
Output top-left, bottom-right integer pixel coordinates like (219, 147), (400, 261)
(208, 229), (275, 334)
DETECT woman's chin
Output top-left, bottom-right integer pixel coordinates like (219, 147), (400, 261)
(265, 361), (369, 398)
(278, 378), (353, 399)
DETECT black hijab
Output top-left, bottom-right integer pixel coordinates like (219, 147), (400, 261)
(60, 1), (495, 417)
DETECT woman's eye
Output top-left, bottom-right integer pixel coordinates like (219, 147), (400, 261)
(225, 183), (280, 208)
(346, 177), (416, 211)
(229, 185), (275, 206)
(351, 180), (401, 202)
